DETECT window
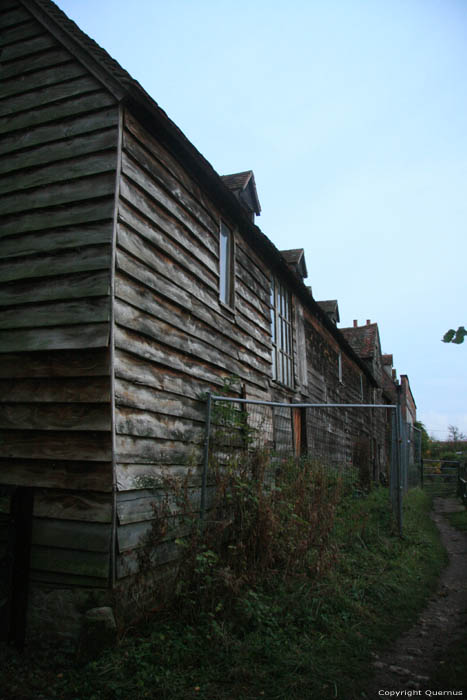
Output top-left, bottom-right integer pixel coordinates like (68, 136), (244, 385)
(338, 352), (343, 383)
(219, 220), (233, 306)
(270, 277), (294, 387)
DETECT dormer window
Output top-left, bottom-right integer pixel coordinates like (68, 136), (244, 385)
(220, 170), (261, 223)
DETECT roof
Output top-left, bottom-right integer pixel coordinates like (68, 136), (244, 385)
(20, 0), (378, 389)
(221, 170), (261, 216)
(221, 171), (254, 191)
(340, 323), (379, 359)
(317, 300), (339, 317)
(281, 249), (308, 279)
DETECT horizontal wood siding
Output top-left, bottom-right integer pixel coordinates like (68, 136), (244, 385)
(0, 1), (118, 354)
(0, 3), (117, 589)
(113, 109), (277, 576)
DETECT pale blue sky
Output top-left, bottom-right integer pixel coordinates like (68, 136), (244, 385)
(56, 0), (467, 438)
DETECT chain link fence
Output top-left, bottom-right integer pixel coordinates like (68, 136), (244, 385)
(202, 395), (406, 533)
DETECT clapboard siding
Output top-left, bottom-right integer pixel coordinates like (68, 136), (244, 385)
(0, 2), (116, 592)
(0, 3), (118, 354)
(112, 107), (280, 578)
(0, 458), (112, 492)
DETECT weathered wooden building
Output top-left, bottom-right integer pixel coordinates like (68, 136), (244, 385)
(0, 0), (409, 640)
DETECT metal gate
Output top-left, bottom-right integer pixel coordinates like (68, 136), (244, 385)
(421, 460), (460, 499)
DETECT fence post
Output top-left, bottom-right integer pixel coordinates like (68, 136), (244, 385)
(395, 388), (403, 536)
(200, 392), (212, 522)
(421, 458), (424, 490)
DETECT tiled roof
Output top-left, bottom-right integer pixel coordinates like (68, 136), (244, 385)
(280, 249), (308, 279)
(317, 300), (338, 315)
(221, 171), (253, 191)
(340, 323), (378, 359)
(281, 249), (303, 265)
(27, 0), (139, 89)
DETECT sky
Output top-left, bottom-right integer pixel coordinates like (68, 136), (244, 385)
(55, 0), (467, 439)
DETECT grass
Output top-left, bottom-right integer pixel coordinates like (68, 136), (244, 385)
(0, 487), (446, 700)
(444, 507), (467, 531)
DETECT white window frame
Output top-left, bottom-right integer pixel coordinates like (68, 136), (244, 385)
(219, 220), (234, 307)
(270, 277), (294, 388)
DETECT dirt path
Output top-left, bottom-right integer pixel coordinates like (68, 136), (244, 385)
(364, 497), (467, 698)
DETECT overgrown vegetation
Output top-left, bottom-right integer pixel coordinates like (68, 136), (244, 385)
(0, 484), (445, 700)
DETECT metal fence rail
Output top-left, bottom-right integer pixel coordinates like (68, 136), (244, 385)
(202, 395), (406, 534)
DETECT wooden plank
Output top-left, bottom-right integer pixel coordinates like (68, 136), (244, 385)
(0, 6), (32, 28)
(116, 463), (202, 492)
(120, 158), (217, 257)
(32, 518), (111, 552)
(0, 348), (110, 378)
(115, 299), (234, 375)
(235, 276), (270, 322)
(0, 457), (112, 491)
(114, 348), (208, 402)
(0, 127), (118, 175)
(236, 255), (270, 304)
(116, 406), (203, 443)
(0, 0), (21, 11)
(0, 323), (109, 353)
(115, 377), (204, 421)
(0, 108), (118, 157)
(2, 62), (87, 99)
(0, 403), (111, 431)
(117, 518), (192, 553)
(115, 277), (268, 377)
(30, 570), (108, 588)
(124, 109), (216, 221)
(0, 172), (115, 217)
(0, 32), (56, 62)
(33, 490), (112, 523)
(0, 376), (110, 403)
(1, 224), (112, 259)
(115, 299), (267, 387)
(117, 247), (270, 360)
(1, 198), (115, 237)
(117, 489), (201, 525)
(234, 293), (271, 337)
(0, 152), (117, 197)
(0, 297), (110, 329)
(118, 196), (218, 282)
(1, 48), (74, 81)
(116, 539), (178, 578)
(0, 91), (117, 136)
(235, 240), (271, 294)
(30, 546), (109, 578)
(116, 245), (192, 310)
(123, 128), (217, 236)
(0, 75), (101, 117)
(0, 271), (110, 307)
(114, 325), (227, 388)
(0, 429), (111, 461)
(0, 244), (111, 281)
(0, 21), (43, 48)
(115, 434), (202, 466)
